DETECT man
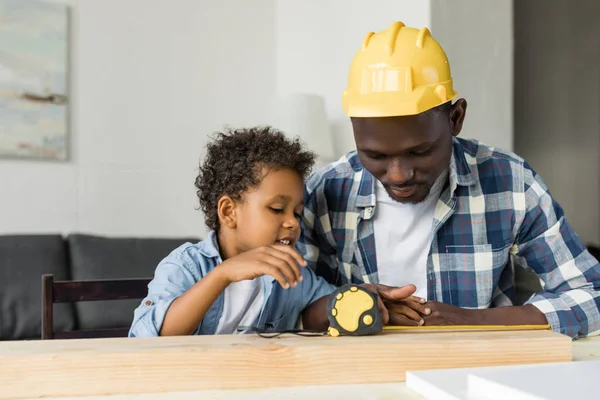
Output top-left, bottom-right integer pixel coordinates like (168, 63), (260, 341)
(297, 21), (600, 339)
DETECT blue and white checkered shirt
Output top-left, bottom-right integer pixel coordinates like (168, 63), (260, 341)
(297, 137), (600, 339)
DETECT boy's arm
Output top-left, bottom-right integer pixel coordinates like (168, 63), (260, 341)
(128, 251), (207, 338)
(160, 268), (229, 336)
(298, 264), (336, 330)
(130, 245), (306, 337)
(302, 294), (330, 330)
(128, 250), (231, 337)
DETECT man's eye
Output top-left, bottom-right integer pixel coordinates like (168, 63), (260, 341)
(269, 207), (284, 214)
(368, 153), (386, 160)
(412, 148), (433, 156)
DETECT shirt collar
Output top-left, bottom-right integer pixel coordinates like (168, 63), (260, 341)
(198, 230), (222, 259)
(450, 137), (477, 188)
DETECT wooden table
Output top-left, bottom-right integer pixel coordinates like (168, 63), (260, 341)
(35, 335), (600, 400)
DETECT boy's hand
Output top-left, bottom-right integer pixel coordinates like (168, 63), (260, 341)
(216, 245), (307, 289)
(361, 284), (431, 326)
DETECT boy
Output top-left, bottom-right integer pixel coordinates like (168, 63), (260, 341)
(128, 126), (335, 336)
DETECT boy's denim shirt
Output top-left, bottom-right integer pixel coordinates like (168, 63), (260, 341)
(128, 230), (335, 337)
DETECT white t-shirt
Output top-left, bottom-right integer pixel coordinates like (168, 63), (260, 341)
(214, 278), (264, 334)
(373, 172), (448, 299)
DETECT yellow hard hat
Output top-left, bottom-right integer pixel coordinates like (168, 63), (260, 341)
(342, 21), (458, 117)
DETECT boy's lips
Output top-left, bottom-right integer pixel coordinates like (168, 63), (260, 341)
(275, 237), (295, 246)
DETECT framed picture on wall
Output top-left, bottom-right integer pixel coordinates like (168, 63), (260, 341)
(0, 0), (70, 161)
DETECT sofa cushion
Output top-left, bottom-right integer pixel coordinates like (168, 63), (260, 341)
(0, 235), (75, 340)
(67, 234), (199, 330)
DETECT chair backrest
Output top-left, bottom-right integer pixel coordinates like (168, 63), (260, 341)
(41, 274), (151, 339)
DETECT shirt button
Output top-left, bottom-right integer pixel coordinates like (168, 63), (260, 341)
(144, 299), (153, 306)
(365, 207), (374, 218)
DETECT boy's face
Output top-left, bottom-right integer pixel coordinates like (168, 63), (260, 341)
(234, 168), (304, 253)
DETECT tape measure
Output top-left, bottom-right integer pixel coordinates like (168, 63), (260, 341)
(325, 284), (553, 337)
(245, 283), (553, 338)
(326, 284), (382, 337)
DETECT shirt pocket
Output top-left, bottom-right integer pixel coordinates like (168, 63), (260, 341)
(439, 242), (512, 308)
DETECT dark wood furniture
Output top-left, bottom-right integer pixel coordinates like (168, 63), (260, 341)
(41, 274), (151, 339)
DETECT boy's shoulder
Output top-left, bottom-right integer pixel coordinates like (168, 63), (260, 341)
(160, 231), (221, 270)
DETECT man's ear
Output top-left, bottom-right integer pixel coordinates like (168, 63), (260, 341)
(217, 196), (237, 229)
(450, 98), (468, 137)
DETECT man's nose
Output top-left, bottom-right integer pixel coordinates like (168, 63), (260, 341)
(386, 158), (414, 184)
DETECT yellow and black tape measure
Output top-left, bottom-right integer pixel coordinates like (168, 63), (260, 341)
(325, 284), (553, 337)
(326, 284), (382, 337)
(246, 284), (553, 338)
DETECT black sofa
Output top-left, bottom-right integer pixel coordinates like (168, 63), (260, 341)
(0, 234), (198, 341)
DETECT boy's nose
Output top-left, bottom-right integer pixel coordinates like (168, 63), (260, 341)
(283, 216), (300, 231)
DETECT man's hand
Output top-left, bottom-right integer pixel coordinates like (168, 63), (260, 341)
(360, 284), (431, 326)
(377, 284), (433, 326)
(421, 302), (477, 326)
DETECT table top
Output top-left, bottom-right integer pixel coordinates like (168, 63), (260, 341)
(30, 334), (600, 400)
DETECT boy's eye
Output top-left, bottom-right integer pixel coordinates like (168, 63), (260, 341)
(294, 212), (301, 219)
(269, 207), (284, 214)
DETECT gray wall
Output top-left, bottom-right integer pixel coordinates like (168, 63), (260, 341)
(431, 0), (514, 151)
(514, 0), (600, 245)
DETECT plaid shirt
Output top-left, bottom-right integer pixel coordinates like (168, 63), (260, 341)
(297, 137), (600, 339)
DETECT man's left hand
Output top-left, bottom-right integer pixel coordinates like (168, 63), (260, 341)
(422, 301), (479, 326)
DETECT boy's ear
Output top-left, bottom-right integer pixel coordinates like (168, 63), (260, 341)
(217, 195), (237, 229)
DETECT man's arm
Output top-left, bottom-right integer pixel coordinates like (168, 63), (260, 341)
(422, 302), (548, 327)
(509, 162), (600, 338)
(423, 162), (600, 338)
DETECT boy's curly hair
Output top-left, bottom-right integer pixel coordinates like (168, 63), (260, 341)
(195, 126), (316, 231)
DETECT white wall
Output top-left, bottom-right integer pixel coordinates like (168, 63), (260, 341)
(1, 0), (515, 238)
(276, 0), (514, 155)
(275, 0), (431, 156)
(0, 0), (276, 238)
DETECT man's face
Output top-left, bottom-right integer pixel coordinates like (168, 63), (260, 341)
(352, 101), (466, 204)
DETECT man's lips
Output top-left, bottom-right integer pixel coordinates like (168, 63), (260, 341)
(387, 184), (419, 198)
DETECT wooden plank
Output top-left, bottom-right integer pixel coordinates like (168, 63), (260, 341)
(0, 330), (572, 399)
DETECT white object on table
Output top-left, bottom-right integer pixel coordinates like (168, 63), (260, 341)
(467, 359), (600, 400)
(407, 359), (600, 400)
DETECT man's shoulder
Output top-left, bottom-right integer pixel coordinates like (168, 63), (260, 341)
(458, 138), (525, 166)
(305, 151), (364, 194)
(456, 138), (529, 180)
